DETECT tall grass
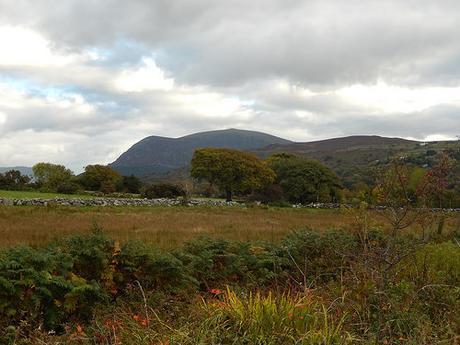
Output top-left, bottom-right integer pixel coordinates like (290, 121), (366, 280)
(203, 288), (352, 344)
(1, 205), (457, 248)
(0, 206), (355, 248)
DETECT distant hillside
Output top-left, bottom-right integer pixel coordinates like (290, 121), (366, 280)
(257, 135), (416, 153)
(111, 129), (458, 187)
(0, 166), (33, 176)
(110, 128), (292, 177)
(253, 136), (460, 188)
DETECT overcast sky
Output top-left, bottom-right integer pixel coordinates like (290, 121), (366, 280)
(1, 0), (459, 172)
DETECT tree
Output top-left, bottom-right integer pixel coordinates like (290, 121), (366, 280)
(267, 153), (342, 204)
(375, 154), (454, 237)
(79, 165), (122, 193)
(191, 148), (275, 201)
(32, 163), (73, 191)
(0, 170), (30, 190)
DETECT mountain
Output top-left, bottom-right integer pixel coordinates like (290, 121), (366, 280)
(0, 166), (33, 176)
(253, 135), (459, 188)
(110, 128), (293, 176)
(255, 135), (417, 153)
(111, 129), (457, 188)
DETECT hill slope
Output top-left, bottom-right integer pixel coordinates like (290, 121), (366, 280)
(111, 129), (457, 188)
(110, 128), (292, 176)
(253, 136), (460, 187)
(257, 135), (416, 153)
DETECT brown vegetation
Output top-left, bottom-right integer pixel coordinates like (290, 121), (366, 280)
(0, 205), (457, 248)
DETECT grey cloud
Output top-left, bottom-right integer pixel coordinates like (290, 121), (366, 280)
(2, 0), (460, 88)
(0, 0), (459, 169)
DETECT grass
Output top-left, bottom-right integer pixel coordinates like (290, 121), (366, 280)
(0, 205), (458, 249)
(0, 189), (93, 199)
(0, 206), (348, 248)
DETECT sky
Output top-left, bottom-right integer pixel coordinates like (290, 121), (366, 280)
(0, 0), (459, 172)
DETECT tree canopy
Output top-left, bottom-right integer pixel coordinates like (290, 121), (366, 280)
(191, 148), (275, 201)
(0, 170), (31, 190)
(79, 165), (122, 193)
(267, 153), (342, 203)
(32, 163), (74, 190)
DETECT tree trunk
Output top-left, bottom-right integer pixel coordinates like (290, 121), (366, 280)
(226, 189), (232, 202)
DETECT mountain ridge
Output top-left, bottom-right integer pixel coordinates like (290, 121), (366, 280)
(110, 128), (451, 182)
(110, 128), (293, 176)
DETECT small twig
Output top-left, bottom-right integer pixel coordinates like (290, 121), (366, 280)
(135, 280), (149, 323)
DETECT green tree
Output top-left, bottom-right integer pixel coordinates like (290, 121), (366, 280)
(267, 153), (342, 203)
(0, 170), (31, 190)
(32, 163), (74, 191)
(191, 148), (275, 201)
(79, 165), (122, 193)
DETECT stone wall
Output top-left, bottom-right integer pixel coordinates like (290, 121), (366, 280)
(0, 197), (241, 207)
(0, 197), (458, 212)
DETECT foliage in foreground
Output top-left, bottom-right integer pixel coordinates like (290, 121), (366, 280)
(0, 226), (458, 344)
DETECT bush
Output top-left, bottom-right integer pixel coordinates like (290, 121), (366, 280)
(56, 181), (80, 194)
(0, 234), (112, 331)
(398, 241), (460, 286)
(121, 175), (143, 194)
(248, 184), (285, 204)
(141, 183), (186, 199)
(0, 229), (458, 343)
(117, 241), (195, 291)
(177, 237), (285, 289)
(280, 228), (359, 284)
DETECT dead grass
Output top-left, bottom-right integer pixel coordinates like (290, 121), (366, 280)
(0, 205), (458, 249)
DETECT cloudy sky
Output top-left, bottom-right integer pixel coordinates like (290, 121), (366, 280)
(1, 0), (459, 172)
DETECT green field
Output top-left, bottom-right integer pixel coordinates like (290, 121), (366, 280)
(0, 189), (96, 199)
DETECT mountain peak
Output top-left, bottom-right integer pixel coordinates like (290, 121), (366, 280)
(110, 128), (292, 176)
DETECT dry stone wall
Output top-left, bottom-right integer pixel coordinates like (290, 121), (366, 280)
(0, 197), (241, 207)
(0, 198), (458, 212)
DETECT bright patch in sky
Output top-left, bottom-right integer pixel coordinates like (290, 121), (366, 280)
(0, 26), (75, 66)
(115, 58), (174, 92)
(0, 111), (6, 125)
(174, 91), (247, 118)
(338, 82), (460, 114)
(423, 134), (457, 142)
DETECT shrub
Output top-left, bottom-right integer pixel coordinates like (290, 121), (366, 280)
(141, 183), (186, 199)
(117, 241), (195, 292)
(248, 184), (285, 204)
(176, 237), (285, 289)
(0, 228), (458, 344)
(121, 175), (143, 194)
(390, 241), (460, 291)
(56, 181), (80, 194)
(280, 228), (359, 285)
(0, 240), (110, 331)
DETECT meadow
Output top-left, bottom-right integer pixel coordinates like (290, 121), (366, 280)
(0, 189), (93, 199)
(1, 205), (458, 248)
(0, 205), (363, 248)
